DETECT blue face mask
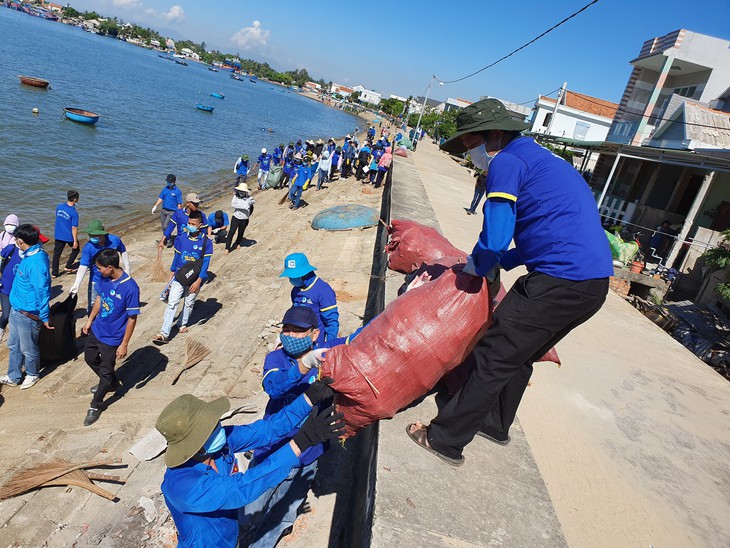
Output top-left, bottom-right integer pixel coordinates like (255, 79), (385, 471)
(167, 183), (175, 189)
(187, 224), (199, 234)
(202, 423), (226, 454)
(89, 237), (100, 244)
(289, 276), (306, 287)
(280, 333), (313, 358)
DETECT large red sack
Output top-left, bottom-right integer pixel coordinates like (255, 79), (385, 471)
(386, 219), (466, 274)
(320, 267), (490, 437)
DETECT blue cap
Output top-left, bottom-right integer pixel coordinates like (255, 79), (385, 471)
(282, 306), (318, 329)
(280, 252), (316, 278)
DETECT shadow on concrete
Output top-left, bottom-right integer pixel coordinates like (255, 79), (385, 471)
(187, 297), (223, 326)
(118, 345), (169, 391)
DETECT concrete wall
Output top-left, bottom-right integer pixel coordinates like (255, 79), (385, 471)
(674, 31), (730, 101)
(531, 105), (613, 141)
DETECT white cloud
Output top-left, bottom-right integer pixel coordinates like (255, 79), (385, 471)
(113, 0), (140, 7)
(145, 5), (185, 22)
(231, 21), (270, 49)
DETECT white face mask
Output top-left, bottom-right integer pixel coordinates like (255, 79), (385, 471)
(469, 145), (496, 171)
(4, 225), (16, 234)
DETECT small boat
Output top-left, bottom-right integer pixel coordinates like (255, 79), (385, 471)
(19, 75), (50, 88)
(249, 75), (258, 83)
(196, 104), (214, 113)
(208, 67), (219, 72)
(230, 73), (243, 81)
(210, 92), (225, 99)
(175, 59), (188, 66)
(63, 107), (100, 125)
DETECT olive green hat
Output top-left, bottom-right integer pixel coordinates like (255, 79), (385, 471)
(439, 98), (530, 155)
(155, 394), (230, 468)
(84, 219), (108, 236)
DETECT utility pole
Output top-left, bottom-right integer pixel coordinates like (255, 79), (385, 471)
(545, 82), (567, 136)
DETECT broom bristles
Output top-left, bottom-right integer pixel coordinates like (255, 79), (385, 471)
(278, 189), (290, 205)
(151, 248), (168, 282)
(171, 338), (212, 384)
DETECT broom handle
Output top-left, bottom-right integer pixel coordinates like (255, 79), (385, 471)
(171, 365), (187, 384)
(86, 472), (124, 483)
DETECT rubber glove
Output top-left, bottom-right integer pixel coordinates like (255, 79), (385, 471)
(152, 205), (158, 214)
(304, 376), (335, 405)
(301, 348), (328, 370)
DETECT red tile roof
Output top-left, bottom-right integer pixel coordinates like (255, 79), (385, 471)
(541, 91), (619, 119)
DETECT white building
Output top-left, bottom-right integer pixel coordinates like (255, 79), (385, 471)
(180, 47), (200, 60)
(352, 85), (382, 106)
(530, 89), (619, 141)
(389, 94), (407, 102)
(330, 83), (354, 97)
(437, 97), (472, 113)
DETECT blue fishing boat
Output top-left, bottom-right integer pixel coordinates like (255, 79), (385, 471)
(210, 92), (225, 99)
(196, 104), (214, 113)
(63, 107), (100, 125)
(230, 73), (243, 81)
(175, 59), (188, 66)
(249, 75), (258, 83)
(207, 67), (219, 72)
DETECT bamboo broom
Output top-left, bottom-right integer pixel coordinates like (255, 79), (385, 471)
(151, 248), (169, 282)
(171, 338), (212, 384)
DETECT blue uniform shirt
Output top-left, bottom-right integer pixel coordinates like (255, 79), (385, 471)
(480, 137), (613, 281)
(0, 245), (21, 296)
(209, 213), (229, 230)
(54, 203), (79, 242)
(272, 148), (283, 165)
(291, 275), (339, 345)
(159, 185), (183, 211)
(91, 272), (140, 346)
(258, 153), (272, 170)
(283, 155), (294, 175)
(80, 235), (127, 285)
(171, 232), (213, 280)
(292, 165), (311, 188)
(235, 158), (249, 176)
(161, 396), (310, 548)
(164, 208), (209, 240)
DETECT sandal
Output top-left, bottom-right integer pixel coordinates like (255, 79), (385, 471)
(152, 333), (168, 345)
(179, 326), (189, 334)
(406, 422), (464, 467)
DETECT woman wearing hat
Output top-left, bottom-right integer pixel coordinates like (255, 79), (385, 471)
(225, 183), (255, 254)
(157, 382), (344, 548)
(407, 98), (612, 466)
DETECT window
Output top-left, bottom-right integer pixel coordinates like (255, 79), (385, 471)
(574, 121), (591, 140)
(674, 86), (697, 98)
(542, 113), (552, 127)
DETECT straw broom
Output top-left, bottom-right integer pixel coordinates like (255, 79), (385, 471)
(0, 458), (122, 500)
(151, 248), (169, 282)
(171, 338), (212, 384)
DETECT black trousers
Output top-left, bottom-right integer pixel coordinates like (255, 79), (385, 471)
(51, 239), (79, 276)
(428, 272), (609, 459)
(226, 216), (249, 251)
(85, 330), (119, 409)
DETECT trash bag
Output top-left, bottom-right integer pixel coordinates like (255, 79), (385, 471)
(39, 293), (78, 367)
(265, 165), (283, 189)
(311, 204), (379, 231)
(605, 230), (638, 265)
(394, 147), (408, 157)
(386, 219), (467, 274)
(320, 267), (491, 436)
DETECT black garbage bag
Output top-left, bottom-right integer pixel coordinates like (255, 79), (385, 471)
(39, 293), (78, 367)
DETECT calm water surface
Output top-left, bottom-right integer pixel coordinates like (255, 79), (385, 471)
(0, 8), (360, 229)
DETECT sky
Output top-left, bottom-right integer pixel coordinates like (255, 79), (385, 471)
(65, 0), (730, 105)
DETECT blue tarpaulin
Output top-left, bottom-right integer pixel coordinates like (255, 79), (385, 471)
(311, 204), (380, 231)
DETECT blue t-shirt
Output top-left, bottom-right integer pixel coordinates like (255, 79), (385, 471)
(54, 203), (79, 242)
(164, 208), (209, 239)
(91, 272), (140, 346)
(209, 212), (229, 229)
(0, 245), (22, 296)
(159, 185), (183, 211)
(171, 233), (213, 280)
(291, 276), (339, 345)
(292, 165), (311, 188)
(258, 154), (272, 170)
(484, 137), (613, 280)
(80, 234), (127, 284)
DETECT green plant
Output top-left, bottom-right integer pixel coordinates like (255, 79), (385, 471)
(702, 228), (730, 300)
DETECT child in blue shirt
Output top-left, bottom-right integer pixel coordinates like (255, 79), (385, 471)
(152, 174), (183, 234)
(81, 249), (140, 426)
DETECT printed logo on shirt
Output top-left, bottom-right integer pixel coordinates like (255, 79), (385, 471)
(101, 296), (114, 318)
(182, 251), (199, 262)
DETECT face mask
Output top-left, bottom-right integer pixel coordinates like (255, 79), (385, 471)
(289, 276), (306, 287)
(167, 183), (175, 189)
(280, 333), (313, 358)
(15, 243), (26, 258)
(89, 237), (101, 244)
(469, 145), (496, 171)
(4, 225), (16, 234)
(202, 424), (226, 454)
(187, 224), (199, 234)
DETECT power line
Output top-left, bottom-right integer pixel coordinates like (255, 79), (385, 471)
(435, 0), (600, 85)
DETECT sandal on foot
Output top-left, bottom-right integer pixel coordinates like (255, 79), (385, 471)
(152, 333), (169, 345)
(406, 423), (464, 467)
(179, 326), (189, 334)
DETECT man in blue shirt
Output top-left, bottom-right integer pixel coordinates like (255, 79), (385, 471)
(208, 210), (230, 244)
(0, 225), (52, 390)
(81, 249), (140, 426)
(52, 190), (80, 278)
(157, 384), (343, 548)
(287, 154), (311, 210)
(153, 210), (212, 343)
(233, 154), (250, 186)
(272, 144), (284, 166)
(280, 253), (339, 345)
(407, 99), (613, 466)
(152, 174), (183, 236)
(70, 220), (130, 314)
(254, 148), (273, 191)
(158, 193), (208, 250)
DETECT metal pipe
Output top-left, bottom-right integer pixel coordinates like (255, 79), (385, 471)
(597, 153), (622, 209)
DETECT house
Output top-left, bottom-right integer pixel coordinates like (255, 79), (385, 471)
(352, 85), (382, 106)
(149, 39), (160, 48)
(530, 89), (619, 142)
(607, 29), (730, 146)
(180, 47), (200, 60)
(437, 97), (472, 113)
(166, 37), (176, 50)
(330, 83), (353, 97)
(43, 2), (63, 12)
(304, 81), (322, 92)
(479, 95), (532, 122)
(390, 94), (408, 102)
(409, 95), (442, 114)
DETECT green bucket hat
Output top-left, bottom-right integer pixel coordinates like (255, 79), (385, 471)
(84, 219), (108, 236)
(439, 98), (530, 155)
(156, 394), (230, 468)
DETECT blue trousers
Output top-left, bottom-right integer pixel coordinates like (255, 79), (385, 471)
(289, 185), (303, 208)
(469, 188), (485, 213)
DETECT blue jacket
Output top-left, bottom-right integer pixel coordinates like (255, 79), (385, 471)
(0, 245), (21, 296)
(161, 395), (311, 548)
(9, 244), (51, 322)
(291, 274), (339, 345)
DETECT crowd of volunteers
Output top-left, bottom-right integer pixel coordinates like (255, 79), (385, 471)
(0, 98), (614, 546)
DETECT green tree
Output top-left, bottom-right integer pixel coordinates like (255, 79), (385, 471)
(380, 98), (404, 118)
(62, 6), (80, 17)
(98, 19), (119, 37)
(702, 228), (730, 300)
(349, 91), (362, 103)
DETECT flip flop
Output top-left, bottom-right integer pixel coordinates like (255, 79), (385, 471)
(152, 334), (169, 345)
(406, 423), (464, 467)
(179, 326), (189, 334)
(476, 431), (510, 446)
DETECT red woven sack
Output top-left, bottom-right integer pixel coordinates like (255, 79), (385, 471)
(320, 267), (491, 437)
(386, 219), (466, 274)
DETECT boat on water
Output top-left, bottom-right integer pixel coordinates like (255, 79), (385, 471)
(249, 75), (258, 83)
(175, 59), (188, 66)
(210, 92), (225, 99)
(230, 73), (244, 81)
(196, 104), (214, 113)
(158, 54), (174, 61)
(63, 108), (100, 125)
(18, 75), (50, 88)
(208, 67), (219, 72)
